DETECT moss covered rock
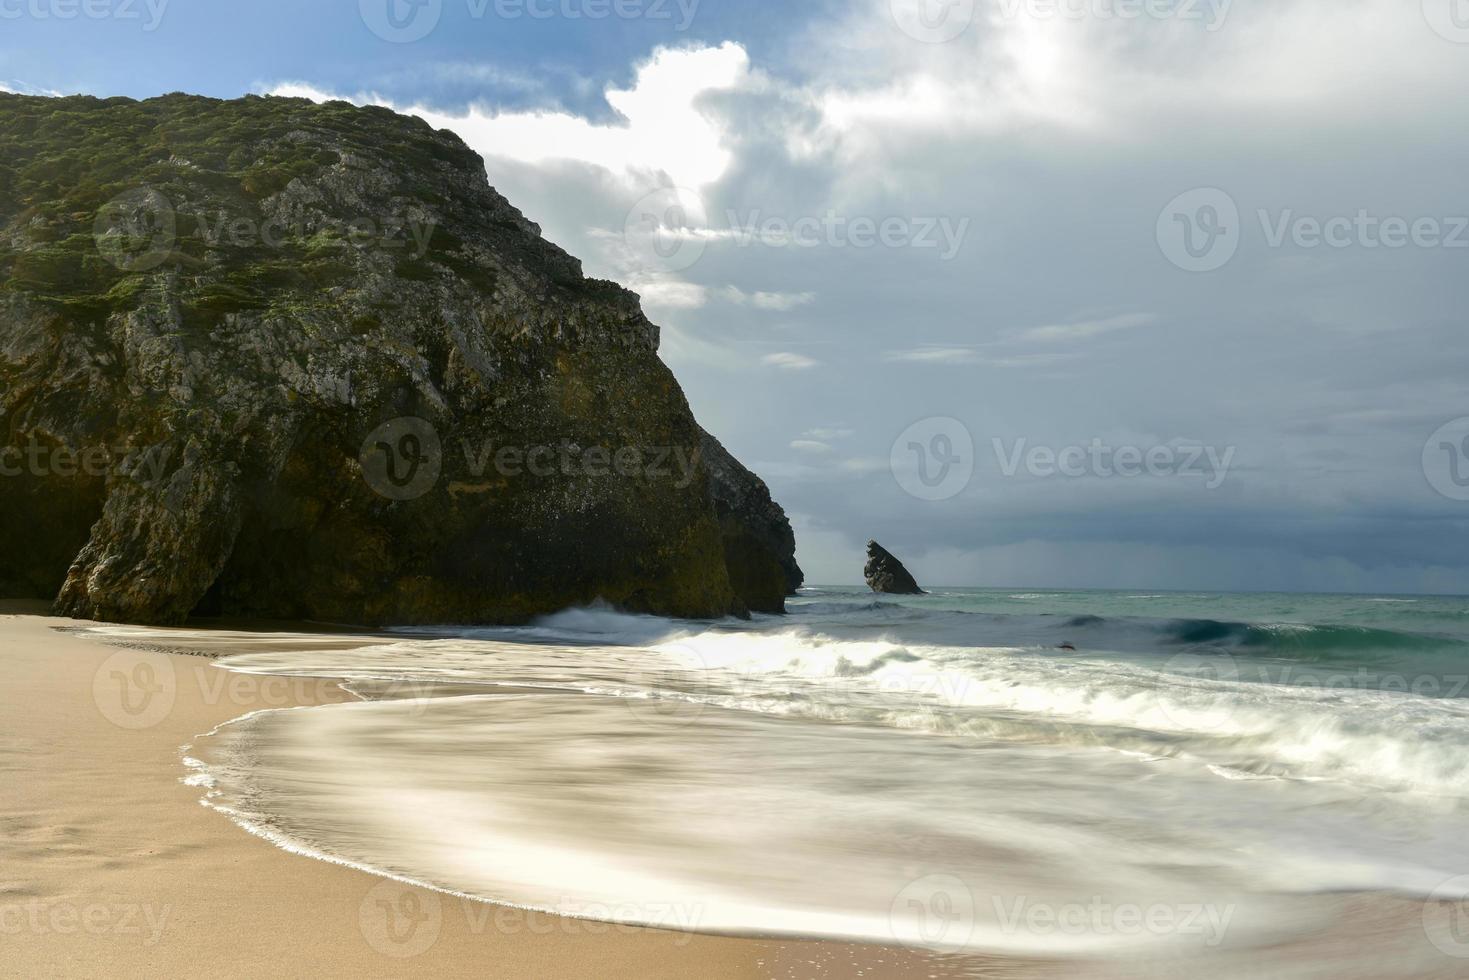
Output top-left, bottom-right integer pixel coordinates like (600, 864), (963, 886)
(0, 92), (801, 625)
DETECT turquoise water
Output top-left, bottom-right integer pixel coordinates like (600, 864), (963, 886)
(122, 586), (1469, 975)
(842, 587), (1469, 627)
(791, 586), (1469, 694)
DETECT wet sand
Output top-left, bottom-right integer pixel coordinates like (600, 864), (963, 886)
(0, 605), (969, 979)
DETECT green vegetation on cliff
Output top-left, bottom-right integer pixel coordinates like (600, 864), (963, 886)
(0, 92), (800, 624)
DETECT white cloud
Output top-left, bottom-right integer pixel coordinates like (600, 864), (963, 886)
(813, 1), (1462, 140)
(838, 457), (890, 474)
(269, 43), (750, 191)
(884, 347), (982, 365)
(790, 440), (833, 453)
(268, 46), (762, 328)
(632, 279), (708, 310)
(884, 314), (1155, 368)
(1009, 313), (1158, 344)
(763, 352), (820, 370)
(883, 347), (1077, 368)
(0, 80), (67, 96)
(722, 286), (817, 311)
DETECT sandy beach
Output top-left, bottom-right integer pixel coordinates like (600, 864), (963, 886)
(7, 602), (1467, 979)
(0, 606), (965, 979)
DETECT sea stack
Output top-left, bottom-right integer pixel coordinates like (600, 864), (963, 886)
(864, 541), (925, 595)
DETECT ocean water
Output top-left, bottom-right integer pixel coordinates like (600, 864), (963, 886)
(166, 588), (1469, 974)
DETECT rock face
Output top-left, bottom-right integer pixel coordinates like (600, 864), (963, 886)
(700, 430), (804, 612)
(864, 541), (924, 595)
(0, 92), (799, 624)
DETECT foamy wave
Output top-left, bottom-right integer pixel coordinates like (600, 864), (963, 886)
(163, 593), (1469, 970)
(644, 627), (1469, 798)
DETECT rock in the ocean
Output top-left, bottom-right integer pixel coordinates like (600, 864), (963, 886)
(0, 92), (800, 625)
(864, 541), (925, 595)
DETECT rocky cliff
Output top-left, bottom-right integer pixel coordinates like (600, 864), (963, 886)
(0, 92), (801, 624)
(700, 430), (804, 609)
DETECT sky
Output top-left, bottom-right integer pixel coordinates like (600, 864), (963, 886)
(7, 0), (1469, 593)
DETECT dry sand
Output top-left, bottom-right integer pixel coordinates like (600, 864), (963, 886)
(0, 606), (978, 979)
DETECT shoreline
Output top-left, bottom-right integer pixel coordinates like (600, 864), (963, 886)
(7, 603), (1461, 978)
(0, 607), (969, 978)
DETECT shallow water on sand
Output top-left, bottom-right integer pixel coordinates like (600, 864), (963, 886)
(93, 589), (1469, 975)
